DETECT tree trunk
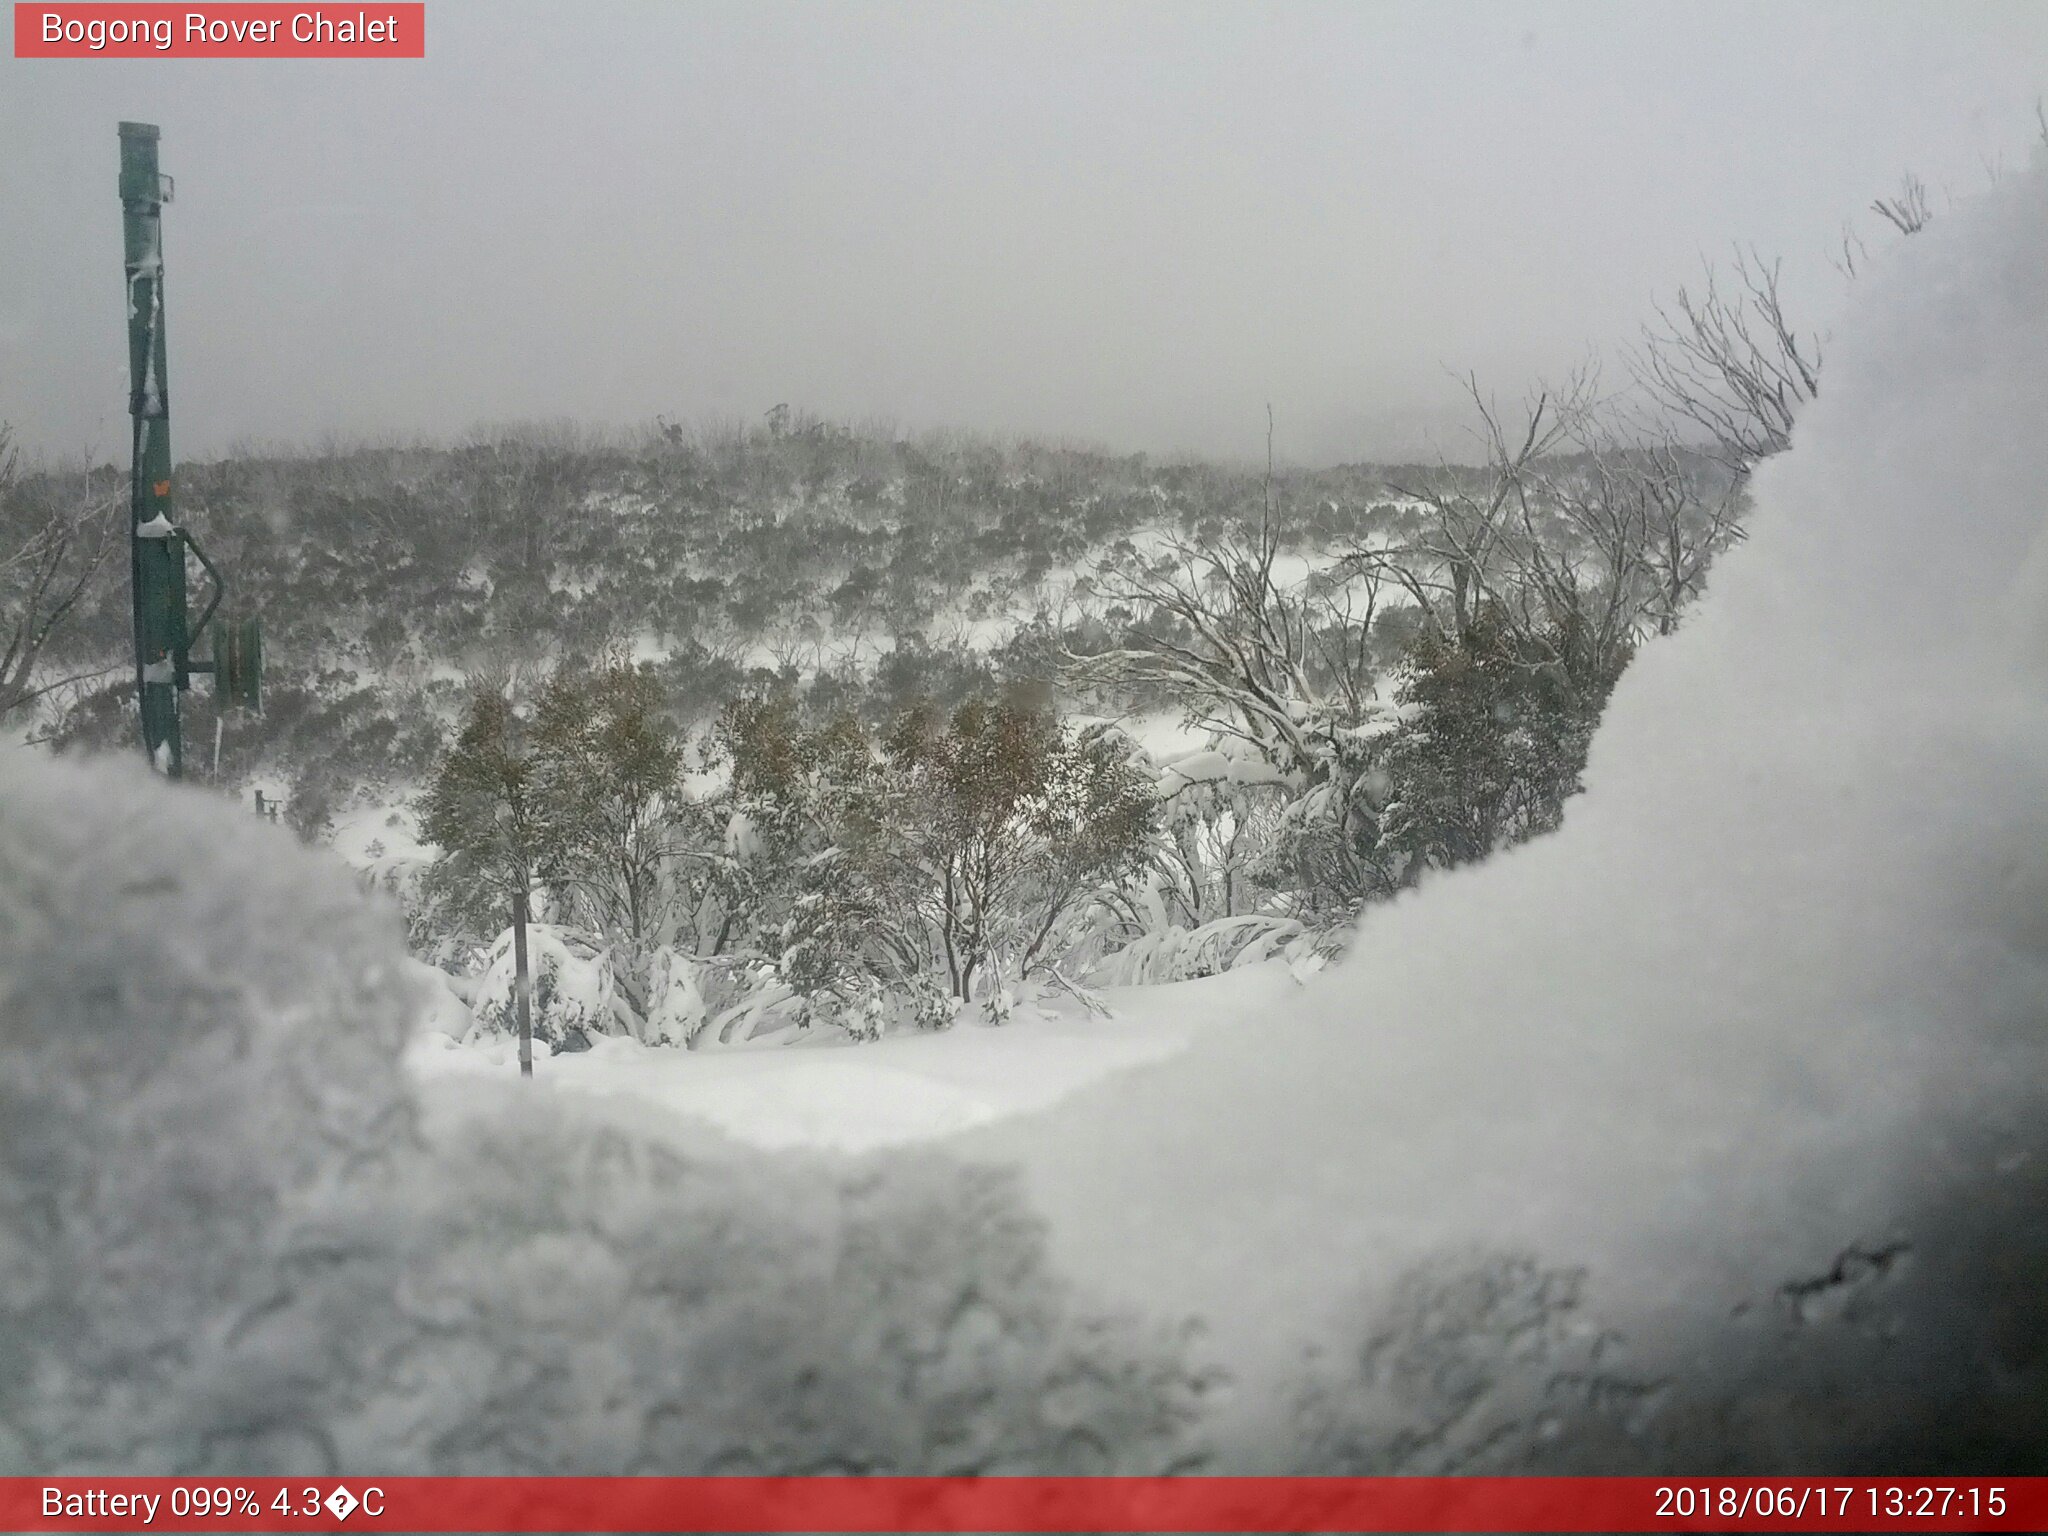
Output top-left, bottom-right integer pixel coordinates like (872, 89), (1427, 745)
(512, 886), (534, 1078)
(941, 862), (964, 998)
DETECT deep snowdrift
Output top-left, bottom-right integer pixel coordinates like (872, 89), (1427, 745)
(0, 753), (1206, 1474)
(956, 163), (2048, 1465)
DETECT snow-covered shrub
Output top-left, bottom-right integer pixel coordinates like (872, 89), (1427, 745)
(791, 967), (959, 1041)
(1363, 606), (1624, 877)
(465, 922), (636, 1050)
(641, 946), (808, 1047)
(1090, 913), (1302, 986)
(640, 943), (713, 1045)
(0, 745), (1211, 1474)
(1149, 736), (1296, 927)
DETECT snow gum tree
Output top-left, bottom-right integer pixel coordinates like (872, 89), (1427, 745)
(1066, 513), (1396, 925)
(718, 691), (1156, 1026)
(1070, 515), (1383, 791)
(529, 660), (687, 955)
(715, 695), (905, 1033)
(422, 662), (697, 1050)
(883, 694), (1158, 1009)
(419, 683), (569, 1075)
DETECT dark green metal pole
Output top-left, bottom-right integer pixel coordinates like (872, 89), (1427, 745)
(115, 123), (262, 771)
(120, 121), (187, 776)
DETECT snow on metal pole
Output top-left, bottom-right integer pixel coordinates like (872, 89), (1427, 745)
(120, 122), (264, 778)
(120, 121), (187, 776)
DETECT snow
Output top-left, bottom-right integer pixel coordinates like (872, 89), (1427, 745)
(400, 955), (471, 1039)
(465, 922), (634, 1047)
(0, 749), (1205, 1476)
(327, 800), (429, 867)
(952, 165), (2048, 1442)
(406, 972), (1252, 1152)
(1070, 710), (1205, 762)
(1155, 743), (1292, 792)
(8, 149), (2048, 1478)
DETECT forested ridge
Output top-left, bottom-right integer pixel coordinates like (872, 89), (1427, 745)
(6, 399), (1747, 1047)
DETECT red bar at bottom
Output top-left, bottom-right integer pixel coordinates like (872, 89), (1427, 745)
(4, 1477), (2044, 1533)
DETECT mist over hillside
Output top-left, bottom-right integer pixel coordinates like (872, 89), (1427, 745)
(28, 420), (1658, 815)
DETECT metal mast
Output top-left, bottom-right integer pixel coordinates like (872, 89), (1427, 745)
(118, 121), (261, 777)
(120, 121), (185, 772)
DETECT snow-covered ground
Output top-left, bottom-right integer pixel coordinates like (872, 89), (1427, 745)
(407, 966), (1278, 1152)
(330, 800), (430, 868)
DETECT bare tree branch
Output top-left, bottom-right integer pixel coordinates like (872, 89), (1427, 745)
(0, 428), (121, 723)
(1630, 247), (1821, 472)
(1870, 172), (1933, 237)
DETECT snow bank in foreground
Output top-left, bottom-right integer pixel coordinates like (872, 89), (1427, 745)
(953, 166), (2048, 1463)
(0, 751), (1205, 1474)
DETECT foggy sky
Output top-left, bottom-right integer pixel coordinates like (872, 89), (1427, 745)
(4, 0), (2046, 468)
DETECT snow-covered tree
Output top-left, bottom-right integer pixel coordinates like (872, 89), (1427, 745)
(1369, 603), (1627, 874)
(882, 695), (1157, 1008)
(418, 682), (574, 1074)
(0, 428), (118, 724)
(714, 691), (1156, 1026)
(1069, 514), (1385, 791)
(1631, 247), (1822, 474)
(529, 659), (688, 952)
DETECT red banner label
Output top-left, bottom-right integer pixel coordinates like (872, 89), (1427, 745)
(13, 4), (424, 56)
(0, 1477), (2044, 1533)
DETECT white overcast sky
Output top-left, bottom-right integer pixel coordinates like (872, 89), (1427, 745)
(4, 0), (2046, 466)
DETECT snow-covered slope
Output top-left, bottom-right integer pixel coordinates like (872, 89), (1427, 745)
(951, 162), (2048, 1454)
